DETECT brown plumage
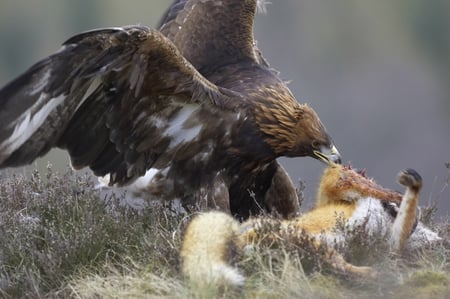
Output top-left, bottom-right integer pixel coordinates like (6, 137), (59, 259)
(0, 0), (340, 219)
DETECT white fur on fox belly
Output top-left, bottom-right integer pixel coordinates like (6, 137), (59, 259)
(318, 197), (390, 245)
(318, 197), (441, 250)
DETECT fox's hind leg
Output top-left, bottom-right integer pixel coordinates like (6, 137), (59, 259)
(240, 220), (377, 279)
(309, 239), (377, 278)
(390, 169), (422, 252)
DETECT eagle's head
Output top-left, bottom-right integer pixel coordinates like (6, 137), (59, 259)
(254, 85), (341, 164)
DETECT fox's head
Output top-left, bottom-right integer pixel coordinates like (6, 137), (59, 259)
(315, 163), (402, 208)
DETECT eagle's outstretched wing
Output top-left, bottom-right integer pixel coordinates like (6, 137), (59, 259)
(0, 26), (240, 185)
(157, 0), (270, 71)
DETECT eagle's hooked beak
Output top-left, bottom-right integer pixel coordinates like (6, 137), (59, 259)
(314, 145), (341, 164)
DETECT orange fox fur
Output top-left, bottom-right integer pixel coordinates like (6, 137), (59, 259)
(180, 163), (441, 286)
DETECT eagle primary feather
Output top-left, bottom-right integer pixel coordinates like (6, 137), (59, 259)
(0, 0), (341, 219)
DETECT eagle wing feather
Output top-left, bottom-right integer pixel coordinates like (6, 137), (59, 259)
(0, 26), (240, 185)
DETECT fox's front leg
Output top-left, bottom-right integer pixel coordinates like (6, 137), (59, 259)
(389, 169), (422, 252)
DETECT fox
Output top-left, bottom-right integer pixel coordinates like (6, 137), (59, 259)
(180, 163), (442, 286)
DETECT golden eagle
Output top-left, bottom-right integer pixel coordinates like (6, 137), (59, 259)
(0, 0), (340, 219)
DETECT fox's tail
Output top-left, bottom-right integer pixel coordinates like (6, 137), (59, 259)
(180, 211), (245, 286)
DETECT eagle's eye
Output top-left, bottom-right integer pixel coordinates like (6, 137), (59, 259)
(312, 140), (320, 149)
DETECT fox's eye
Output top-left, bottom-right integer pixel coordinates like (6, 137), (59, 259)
(312, 140), (320, 149)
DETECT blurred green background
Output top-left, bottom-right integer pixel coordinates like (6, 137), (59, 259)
(0, 0), (449, 215)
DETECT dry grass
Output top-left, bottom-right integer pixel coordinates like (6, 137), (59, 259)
(0, 166), (449, 298)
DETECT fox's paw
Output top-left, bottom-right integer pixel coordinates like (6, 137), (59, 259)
(397, 169), (422, 190)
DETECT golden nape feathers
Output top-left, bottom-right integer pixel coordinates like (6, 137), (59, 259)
(253, 85), (334, 158)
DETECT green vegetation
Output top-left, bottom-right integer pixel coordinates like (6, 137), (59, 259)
(0, 167), (449, 298)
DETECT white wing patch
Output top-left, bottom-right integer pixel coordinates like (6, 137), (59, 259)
(77, 77), (102, 110)
(164, 104), (202, 148)
(127, 168), (159, 191)
(97, 168), (159, 189)
(28, 69), (51, 96)
(0, 93), (66, 155)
